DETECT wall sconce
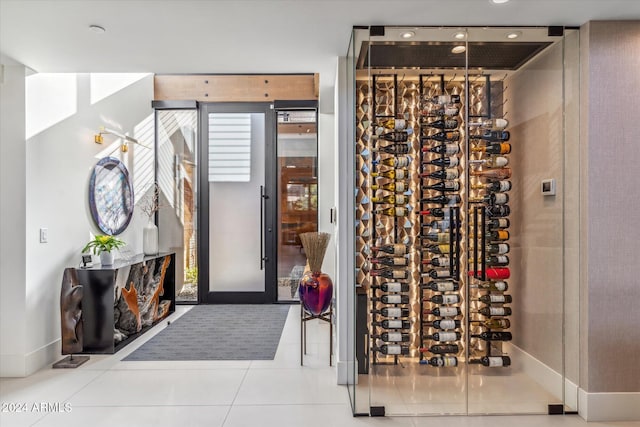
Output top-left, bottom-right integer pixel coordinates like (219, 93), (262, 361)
(94, 126), (149, 152)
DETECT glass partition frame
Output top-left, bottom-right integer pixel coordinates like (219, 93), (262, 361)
(347, 25), (580, 417)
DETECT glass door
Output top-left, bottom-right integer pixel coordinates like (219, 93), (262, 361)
(348, 25), (579, 417)
(275, 108), (318, 302)
(199, 103), (277, 303)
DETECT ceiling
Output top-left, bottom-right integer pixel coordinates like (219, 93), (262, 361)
(2, 0), (639, 104)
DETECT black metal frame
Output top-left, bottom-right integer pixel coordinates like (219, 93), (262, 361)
(198, 102), (278, 304)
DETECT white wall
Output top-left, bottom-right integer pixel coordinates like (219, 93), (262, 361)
(0, 71), (154, 376)
(0, 56), (27, 376)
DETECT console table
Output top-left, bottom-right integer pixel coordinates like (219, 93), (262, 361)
(59, 252), (175, 355)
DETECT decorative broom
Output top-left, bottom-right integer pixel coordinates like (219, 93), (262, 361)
(299, 232), (331, 273)
(298, 232), (333, 315)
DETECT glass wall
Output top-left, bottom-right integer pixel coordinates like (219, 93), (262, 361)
(347, 25), (579, 416)
(156, 108), (198, 302)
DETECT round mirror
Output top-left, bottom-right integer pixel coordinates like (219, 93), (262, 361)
(88, 157), (134, 235)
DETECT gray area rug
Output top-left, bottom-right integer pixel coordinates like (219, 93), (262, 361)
(123, 305), (290, 361)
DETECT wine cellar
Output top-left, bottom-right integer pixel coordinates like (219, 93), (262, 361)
(347, 26), (582, 416)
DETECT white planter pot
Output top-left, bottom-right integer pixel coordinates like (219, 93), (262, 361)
(100, 251), (114, 266)
(143, 220), (159, 255)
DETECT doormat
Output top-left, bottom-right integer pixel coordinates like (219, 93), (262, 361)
(123, 305), (290, 361)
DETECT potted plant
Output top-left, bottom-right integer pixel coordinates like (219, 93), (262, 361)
(82, 235), (125, 265)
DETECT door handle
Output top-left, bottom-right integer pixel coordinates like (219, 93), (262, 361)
(260, 185), (268, 270)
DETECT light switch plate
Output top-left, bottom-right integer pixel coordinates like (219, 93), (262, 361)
(541, 179), (556, 196)
(40, 228), (48, 243)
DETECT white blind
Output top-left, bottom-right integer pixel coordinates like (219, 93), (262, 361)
(208, 113), (252, 182)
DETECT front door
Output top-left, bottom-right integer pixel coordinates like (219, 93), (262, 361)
(199, 103), (277, 303)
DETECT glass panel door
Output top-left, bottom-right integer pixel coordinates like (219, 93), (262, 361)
(276, 109), (318, 302)
(156, 108), (198, 303)
(199, 103), (276, 303)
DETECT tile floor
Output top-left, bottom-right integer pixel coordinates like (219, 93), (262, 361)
(1, 306), (638, 427)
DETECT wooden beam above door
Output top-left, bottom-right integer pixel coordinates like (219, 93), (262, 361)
(154, 74), (319, 102)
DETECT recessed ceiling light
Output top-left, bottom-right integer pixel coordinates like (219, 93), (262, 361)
(401, 31), (415, 39)
(491, 0), (510, 4)
(506, 31), (522, 39)
(451, 45), (466, 54)
(453, 32), (466, 40)
(89, 24), (106, 34)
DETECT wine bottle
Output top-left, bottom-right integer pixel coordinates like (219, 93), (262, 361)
(370, 194), (409, 205)
(372, 319), (411, 330)
(471, 130), (510, 142)
(424, 331), (462, 342)
(372, 332), (411, 342)
(372, 294), (410, 304)
(422, 118), (459, 130)
(374, 206), (410, 217)
(374, 156), (411, 168)
(426, 94), (461, 105)
(423, 256), (452, 268)
(371, 169), (408, 180)
(475, 294), (513, 304)
(472, 331), (513, 341)
(422, 280), (459, 292)
(470, 281), (508, 292)
(470, 193), (510, 205)
(421, 131), (460, 143)
(419, 208), (448, 218)
(424, 319), (461, 330)
(487, 218), (510, 229)
(470, 318), (511, 329)
(468, 118), (509, 130)
(485, 243), (510, 255)
(469, 156), (509, 168)
(371, 307), (410, 318)
(419, 356), (458, 367)
(423, 156), (459, 168)
(371, 282), (410, 292)
(422, 244), (451, 255)
(370, 256), (409, 266)
(475, 306), (512, 317)
(372, 132), (409, 143)
(468, 267), (510, 280)
(469, 255), (509, 267)
(470, 356), (511, 367)
(472, 142), (511, 155)
(424, 219), (459, 230)
(421, 168), (459, 181)
(469, 230), (510, 241)
(371, 244), (408, 256)
(424, 307), (462, 317)
(422, 194), (461, 205)
(378, 118), (407, 131)
(372, 144), (409, 154)
(486, 205), (511, 218)
(370, 269), (408, 280)
(471, 167), (512, 180)
(419, 344), (460, 354)
(375, 344), (410, 355)
(423, 269), (453, 279)
(371, 181), (408, 193)
(422, 106), (459, 117)
(472, 181), (512, 193)
(422, 143), (460, 155)
(422, 232), (452, 243)
(427, 294), (460, 305)
(422, 181), (460, 193)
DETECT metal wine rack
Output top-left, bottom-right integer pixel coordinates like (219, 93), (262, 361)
(356, 73), (513, 368)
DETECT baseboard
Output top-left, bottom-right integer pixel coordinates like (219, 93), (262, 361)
(505, 343), (578, 411)
(1, 339), (61, 378)
(0, 353), (26, 377)
(578, 388), (640, 422)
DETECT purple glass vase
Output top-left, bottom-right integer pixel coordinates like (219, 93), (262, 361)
(299, 271), (333, 315)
